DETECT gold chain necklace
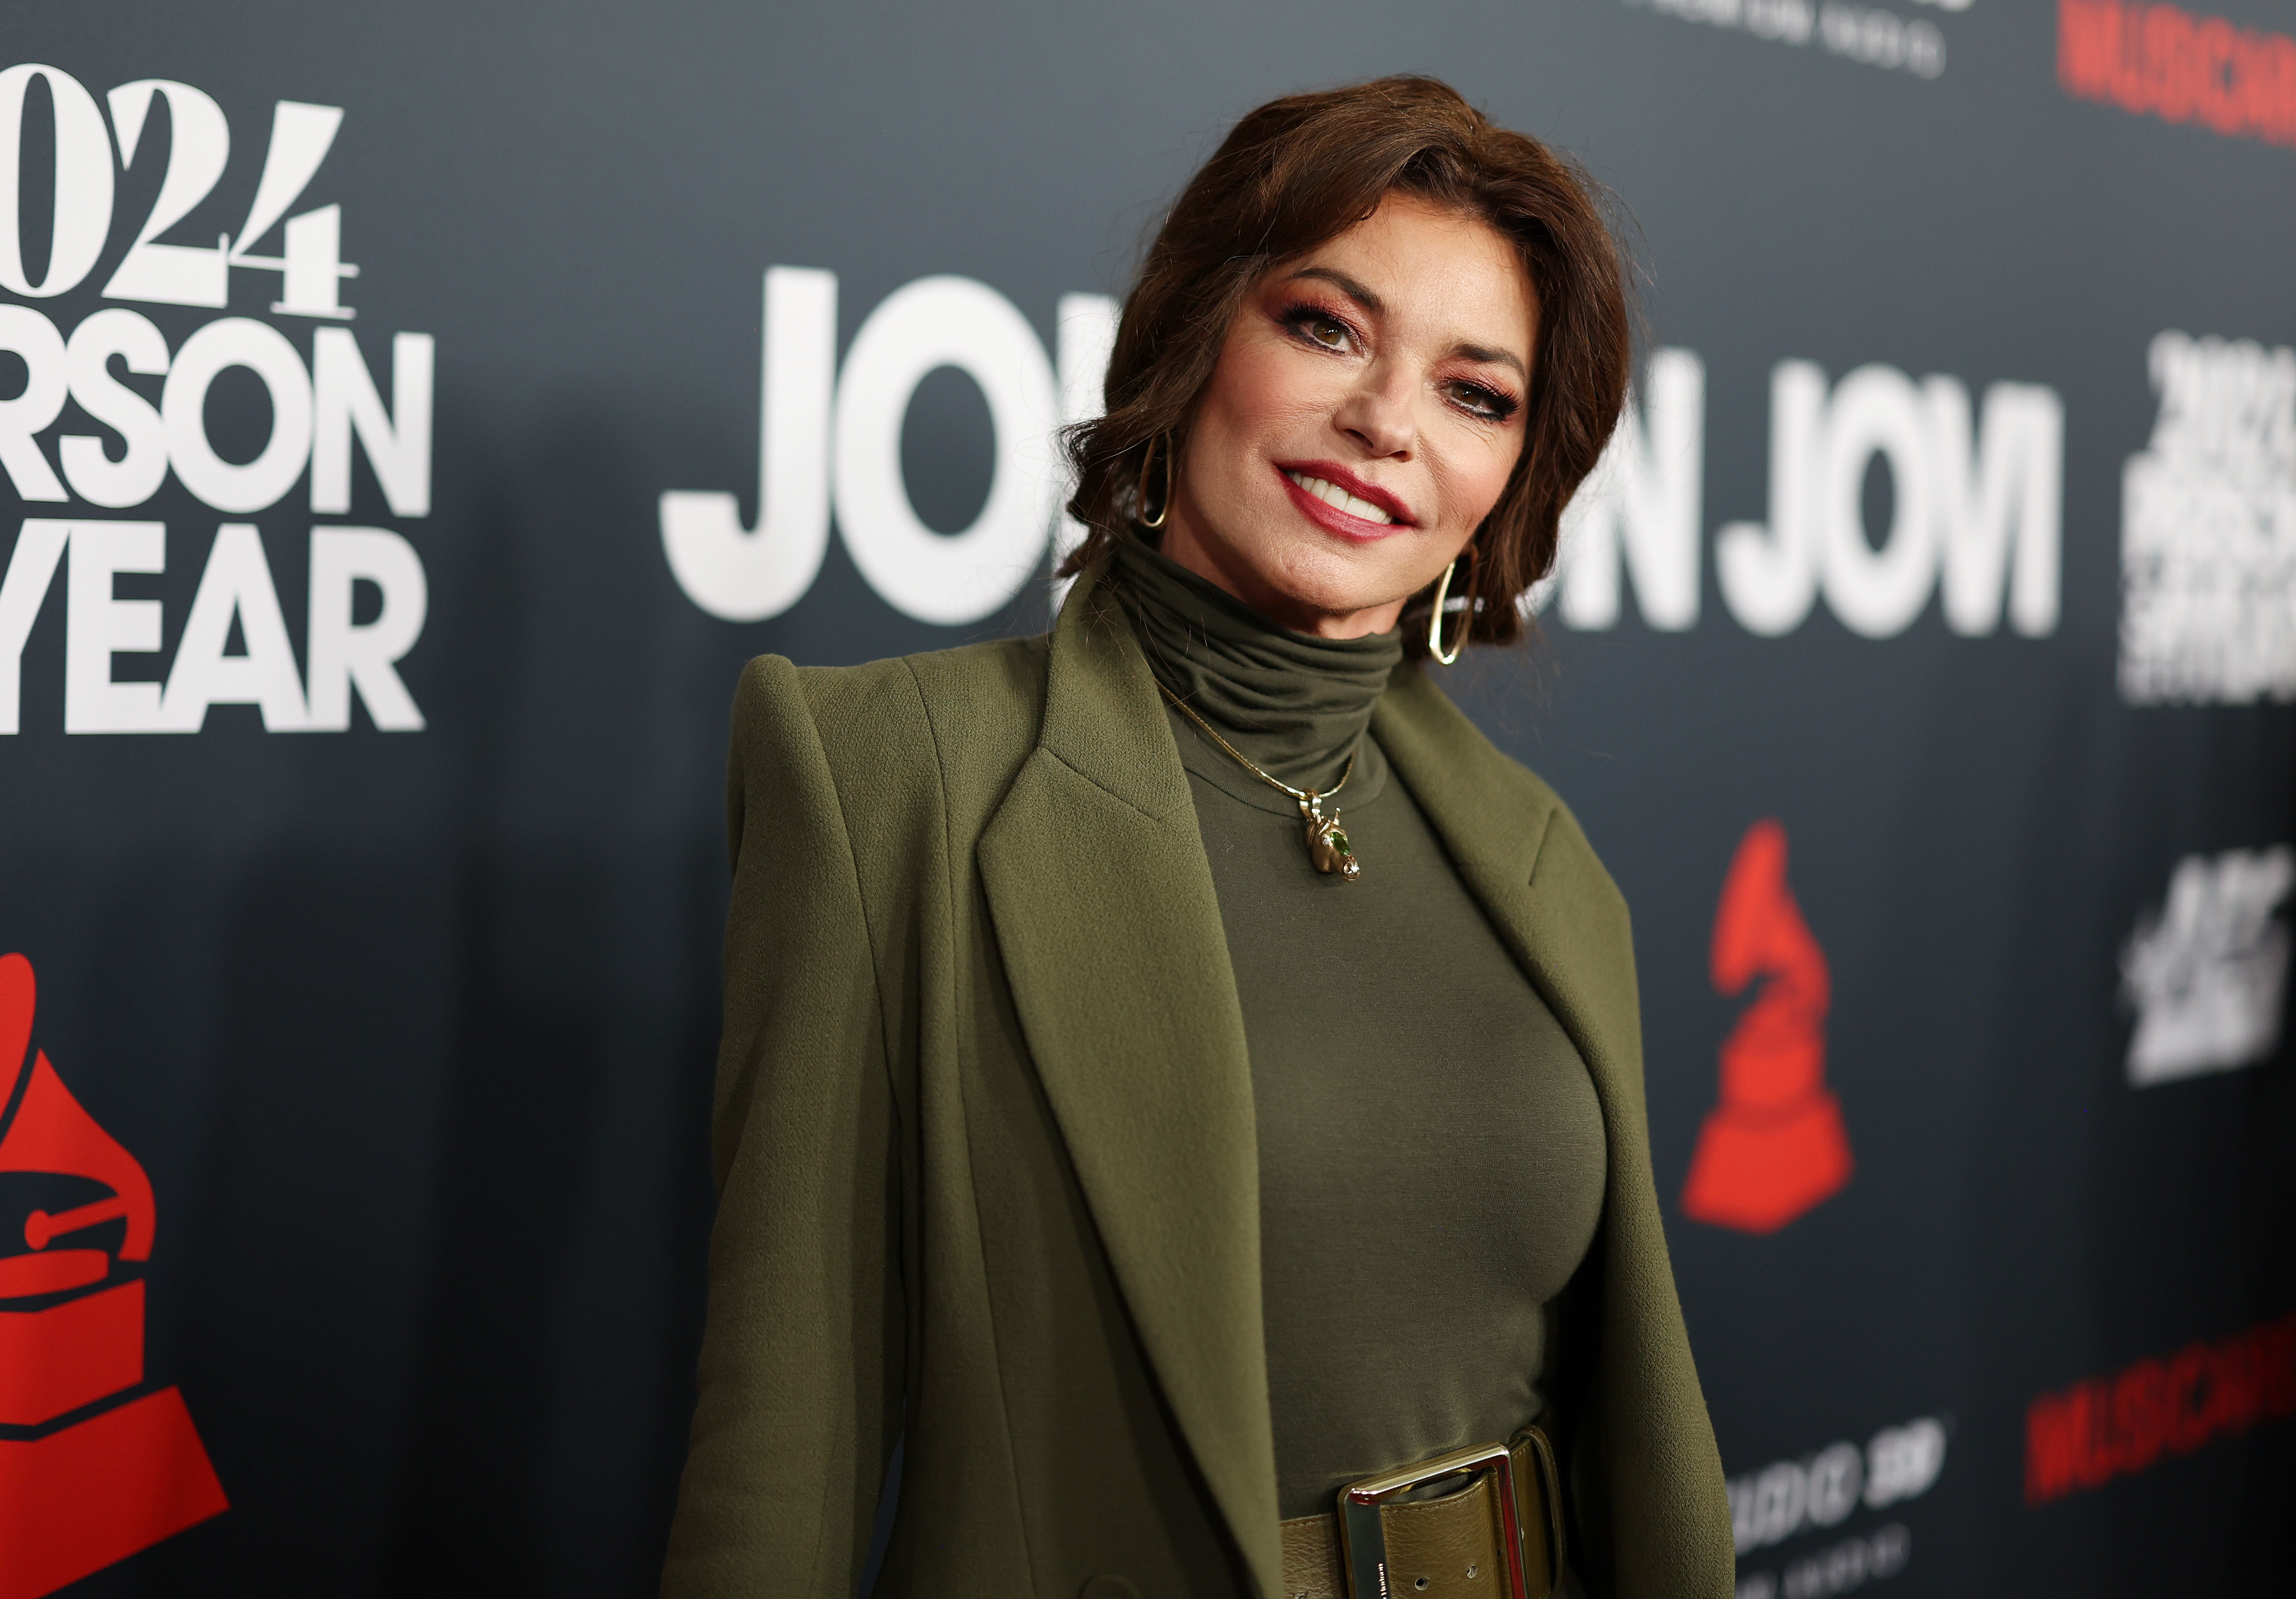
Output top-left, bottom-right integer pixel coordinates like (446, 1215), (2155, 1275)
(1156, 681), (1362, 881)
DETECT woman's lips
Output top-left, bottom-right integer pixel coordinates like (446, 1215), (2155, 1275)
(1276, 464), (1415, 541)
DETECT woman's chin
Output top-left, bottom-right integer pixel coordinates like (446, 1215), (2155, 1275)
(1260, 554), (1409, 630)
(1265, 589), (1410, 638)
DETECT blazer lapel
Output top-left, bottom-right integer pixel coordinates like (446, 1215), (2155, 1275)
(1380, 673), (1730, 1597)
(978, 568), (1284, 1591)
(1372, 670), (1646, 1126)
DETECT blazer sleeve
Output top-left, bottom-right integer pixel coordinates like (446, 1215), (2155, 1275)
(661, 655), (906, 1599)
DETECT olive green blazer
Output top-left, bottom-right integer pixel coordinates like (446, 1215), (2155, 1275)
(661, 568), (1734, 1599)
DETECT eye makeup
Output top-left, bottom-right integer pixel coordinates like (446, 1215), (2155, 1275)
(1269, 295), (1521, 425)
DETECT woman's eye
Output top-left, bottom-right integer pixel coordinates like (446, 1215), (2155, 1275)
(1285, 307), (1352, 351)
(1447, 380), (1516, 421)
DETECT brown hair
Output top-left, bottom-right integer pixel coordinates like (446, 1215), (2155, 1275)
(1061, 75), (1631, 657)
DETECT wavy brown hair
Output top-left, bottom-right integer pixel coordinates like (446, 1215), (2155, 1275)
(1060, 75), (1630, 658)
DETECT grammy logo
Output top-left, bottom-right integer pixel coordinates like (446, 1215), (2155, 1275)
(0, 953), (227, 1599)
(1681, 821), (1855, 1233)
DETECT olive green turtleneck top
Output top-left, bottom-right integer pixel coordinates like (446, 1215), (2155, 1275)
(1108, 533), (1609, 1524)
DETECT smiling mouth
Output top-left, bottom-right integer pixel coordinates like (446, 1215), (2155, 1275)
(1283, 469), (1401, 527)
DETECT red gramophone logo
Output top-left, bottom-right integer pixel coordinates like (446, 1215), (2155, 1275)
(1680, 820), (1854, 1232)
(0, 953), (227, 1598)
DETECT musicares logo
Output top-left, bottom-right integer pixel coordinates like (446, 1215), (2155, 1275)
(2025, 1311), (2296, 1504)
(1682, 820), (1854, 1232)
(2058, 0), (2296, 148)
(0, 952), (226, 1599)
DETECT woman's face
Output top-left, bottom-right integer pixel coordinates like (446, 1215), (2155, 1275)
(1161, 192), (1539, 640)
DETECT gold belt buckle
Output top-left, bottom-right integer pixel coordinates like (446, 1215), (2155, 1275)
(1337, 1440), (1537, 1599)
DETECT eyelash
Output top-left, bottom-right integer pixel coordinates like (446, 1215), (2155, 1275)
(1278, 301), (1358, 355)
(1274, 301), (1520, 424)
(1447, 379), (1519, 424)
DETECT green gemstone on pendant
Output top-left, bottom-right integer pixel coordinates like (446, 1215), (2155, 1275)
(1304, 814), (1361, 881)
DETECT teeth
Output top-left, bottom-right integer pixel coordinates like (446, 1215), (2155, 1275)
(1286, 471), (1394, 525)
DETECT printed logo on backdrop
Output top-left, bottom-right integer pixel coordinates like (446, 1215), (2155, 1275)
(1622, 0), (1968, 81)
(661, 296), (2067, 648)
(0, 953), (226, 1599)
(2120, 845), (2293, 1086)
(1727, 1415), (1944, 1599)
(660, 267), (1117, 625)
(2025, 1310), (2296, 1505)
(1528, 349), (2064, 644)
(2118, 332), (2296, 705)
(0, 63), (432, 736)
(1682, 819), (1855, 1232)
(2059, 0), (2296, 149)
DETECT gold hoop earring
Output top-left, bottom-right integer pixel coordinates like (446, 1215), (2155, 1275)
(1429, 558), (1470, 665)
(1137, 433), (1172, 530)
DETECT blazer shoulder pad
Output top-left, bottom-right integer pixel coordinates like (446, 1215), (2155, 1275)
(729, 636), (1047, 837)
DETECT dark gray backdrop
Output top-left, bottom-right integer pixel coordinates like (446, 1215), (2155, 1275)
(2, 2), (2292, 1596)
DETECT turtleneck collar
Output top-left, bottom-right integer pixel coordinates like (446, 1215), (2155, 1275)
(1107, 529), (1404, 794)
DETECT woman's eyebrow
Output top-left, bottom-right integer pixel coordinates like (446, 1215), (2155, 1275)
(1453, 340), (1527, 380)
(1285, 265), (1383, 316)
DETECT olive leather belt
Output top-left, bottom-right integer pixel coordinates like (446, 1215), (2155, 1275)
(1276, 1429), (1564, 1599)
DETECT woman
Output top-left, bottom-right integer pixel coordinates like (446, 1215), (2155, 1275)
(664, 77), (1733, 1599)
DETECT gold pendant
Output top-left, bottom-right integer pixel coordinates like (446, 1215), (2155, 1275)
(1301, 798), (1361, 881)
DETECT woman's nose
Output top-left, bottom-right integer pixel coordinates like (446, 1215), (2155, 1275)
(1332, 367), (1416, 459)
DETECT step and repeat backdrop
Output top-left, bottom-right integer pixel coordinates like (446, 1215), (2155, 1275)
(2, 1), (2292, 1595)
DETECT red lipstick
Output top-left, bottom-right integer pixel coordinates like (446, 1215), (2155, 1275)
(1274, 461), (1417, 543)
